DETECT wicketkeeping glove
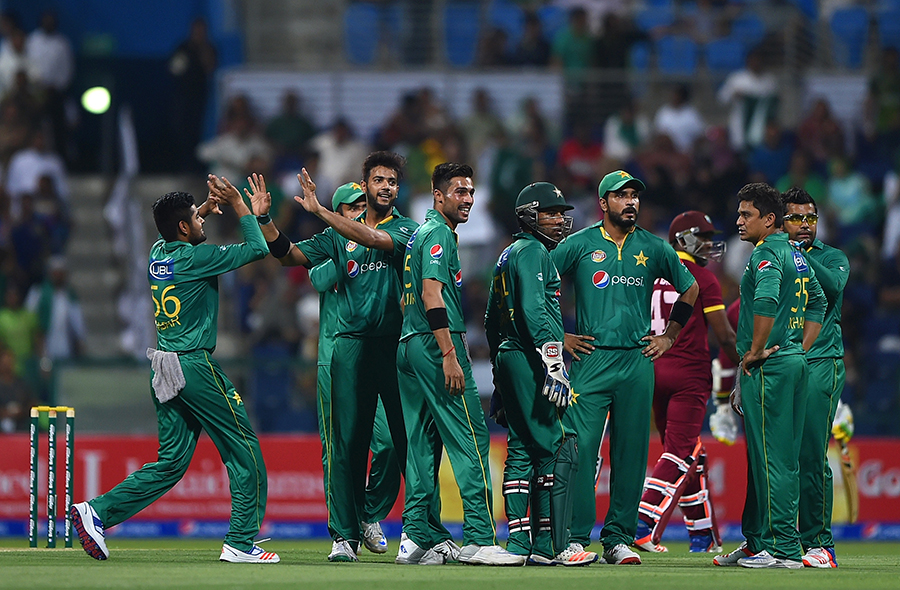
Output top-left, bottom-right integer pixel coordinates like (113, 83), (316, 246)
(538, 341), (571, 408)
(832, 400), (854, 443)
(709, 402), (738, 445)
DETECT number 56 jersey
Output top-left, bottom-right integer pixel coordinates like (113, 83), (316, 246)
(148, 216), (269, 353)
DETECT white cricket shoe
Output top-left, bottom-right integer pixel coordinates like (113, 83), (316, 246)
(738, 550), (802, 569)
(528, 543), (599, 566)
(395, 533), (445, 565)
(713, 541), (753, 566)
(220, 543), (280, 564)
(602, 543), (642, 565)
(70, 502), (109, 560)
(802, 547), (838, 568)
(458, 544), (526, 566)
(361, 521), (388, 554)
(327, 540), (359, 562)
(432, 538), (461, 562)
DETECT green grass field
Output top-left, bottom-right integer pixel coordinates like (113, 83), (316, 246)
(1, 539), (898, 590)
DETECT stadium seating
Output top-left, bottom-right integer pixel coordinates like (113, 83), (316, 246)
(488, 0), (525, 49)
(445, 2), (482, 66)
(830, 7), (870, 68)
(635, 9), (675, 33)
(656, 35), (698, 75)
(344, 3), (380, 65)
(878, 8), (900, 49)
(730, 13), (766, 47)
(537, 5), (566, 40)
(629, 41), (651, 71)
(705, 36), (746, 72)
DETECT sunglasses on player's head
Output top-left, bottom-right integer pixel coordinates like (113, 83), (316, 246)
(784, 213), (818, 225)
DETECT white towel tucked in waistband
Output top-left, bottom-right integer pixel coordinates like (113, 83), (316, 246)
(146, 348), (186, 403)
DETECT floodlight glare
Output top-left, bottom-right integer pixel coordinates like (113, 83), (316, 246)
(81, 87), (111, 114)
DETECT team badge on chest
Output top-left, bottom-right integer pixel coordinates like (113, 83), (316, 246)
(346, 241), (358, 252)
(591, 250), (607, 263)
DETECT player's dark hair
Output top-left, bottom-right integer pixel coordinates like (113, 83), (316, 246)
(432, 162), (474, 195)
(737, 182), (783, 228)
(781, 186), (817, 214)
(362, 151), (406, 184)
(152, 192), (196, 242)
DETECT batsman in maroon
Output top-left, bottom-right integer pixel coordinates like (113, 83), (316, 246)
(635, 211), (740, 553)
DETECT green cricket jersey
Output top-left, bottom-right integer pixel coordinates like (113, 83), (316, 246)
(551, 221), (695, 349)
(310, 259), (340, 364)
(149, 215), (269, 353)
(297, 208), (417, 338)
(736, 233), (827, 358)
(401, 209), (465, 339)
(484, 232), (564, 358)
(803, 239), (849, 360)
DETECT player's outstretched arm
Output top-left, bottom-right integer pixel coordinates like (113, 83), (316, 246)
(238, 172), (309, 267)
(295, 168), (394, 251)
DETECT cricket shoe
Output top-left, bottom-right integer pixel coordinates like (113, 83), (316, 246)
(802, 547), (838, 568)
(395, 533), (445, 565)
(220, 543), (280, 564)
(713, 541), (753, 566)
(70, 502), (109, 560)
(458, 544), (526, 566)
(327, 540), (359, 562)
(602, 543), (642, 565)
(633, 520), (667, 552)
(361, 521), (388, 554)
(738, 550), (803, 569)
(528, 543), (599, 566)
(432, 538), (462, 562)
(689, 531), (722, 553)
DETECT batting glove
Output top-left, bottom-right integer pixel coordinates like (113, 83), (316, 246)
(709, 402), (738, 445)
(538, 341), (570, 408)
(730, 369), (743, 417)
(832, 400), (854, 443)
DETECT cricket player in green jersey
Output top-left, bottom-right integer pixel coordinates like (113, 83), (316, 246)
(72, 178), (279, 564)
(398, 162), (525, 566)
(485, 182), (598, 567)
(723, 183), (826, 569)
(251, 153), (419, 562)
(781, 187), (849, 569)
(309, 183), (401, 556)
(552, 170), (698, 565)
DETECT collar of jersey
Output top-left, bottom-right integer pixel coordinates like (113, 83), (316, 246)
(676, 250), (696, 264)
(806, 238), (824, 252)
(161, 240), (191, 252)
(756, 231), (786, 247)
(359, 207), (398, 227)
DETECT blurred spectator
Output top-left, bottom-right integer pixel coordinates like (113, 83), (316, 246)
(308, 118), (370, 198)
(10, 194), (51, 289)
(636, 133), (693, 214)
(0, 282), (42, 379)
(0, 345), (35, 432)
(377, 91), (422, 151)
(797, 98), (846, 166)
(603, 97), (650, 165)
(0, 100), (30, 165)
(556, 123), (603, 199)
(594, 12), (649, 69)
(26, 10), (73, 157)
(552, 7), (594, 128)
(170, 18), (217, 172)
(25, 255), (85, 361)
(476, 26), (510, 67)
(865, 47), (900, 145)
(3, 69), (44, 124)
(653, 84), (706, 154)
(824, 156), (879, 244)
(747, 119), (793, 185)
(31, 174), (70, 255)
(460, 88), (505, 160)
(511, 11), (551, 66)
(265, 91), (316, 165)
(5, 129), (68, 220)
(882, 154), (900, 260)
(0, 26), (38, 98)
(416, 87), (452, 137)
(489, 127), (533, 236)
(0, 11), (19, 52)
(196, 96), (270, 183)
(776, 150), (827, 203)
(717, 48), (778, 151)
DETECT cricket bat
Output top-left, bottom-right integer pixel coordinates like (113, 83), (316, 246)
(839, 440), (859, 524)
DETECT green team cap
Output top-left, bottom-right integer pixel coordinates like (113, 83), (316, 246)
(331, 182), (365, 211)
(515, 182), (574, 211)
(597, 170), (646, 199)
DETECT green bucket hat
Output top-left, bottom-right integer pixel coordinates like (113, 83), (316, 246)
(597, 170), (646, 199)
(331, 182), (365, 211)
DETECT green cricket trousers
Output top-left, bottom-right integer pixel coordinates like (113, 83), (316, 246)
(89, 351), (266, 551)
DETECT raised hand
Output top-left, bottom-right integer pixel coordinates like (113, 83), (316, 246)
(207, 174), (243, 208)
(294, 167), (324, 215)
(244, 172), (272, 217)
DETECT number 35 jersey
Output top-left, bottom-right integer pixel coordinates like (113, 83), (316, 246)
(148, 216), (269, 353)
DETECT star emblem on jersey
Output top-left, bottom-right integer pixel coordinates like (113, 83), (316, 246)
(634, 251), (648, 266)
(232, 392), (243, 405)
(570, 391), (579, 404)
(591, 250), (606, 263)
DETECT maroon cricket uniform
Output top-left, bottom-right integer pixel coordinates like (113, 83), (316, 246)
(639, 252), (726, 534)
(716, 299), (741, 395)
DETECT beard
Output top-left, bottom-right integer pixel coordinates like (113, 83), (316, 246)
(189, 230), (207, 246)
(367, 189), (393, 216)
(606, 207), (637, 230)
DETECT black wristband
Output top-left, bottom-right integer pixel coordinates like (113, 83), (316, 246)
(266, 231), (292, 258)
(256, 213), (272, 225)
(669, 300), (694, 327)
(426, 307), (450, 331)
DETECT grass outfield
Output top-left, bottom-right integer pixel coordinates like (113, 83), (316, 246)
(0, 539), (898, 590)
